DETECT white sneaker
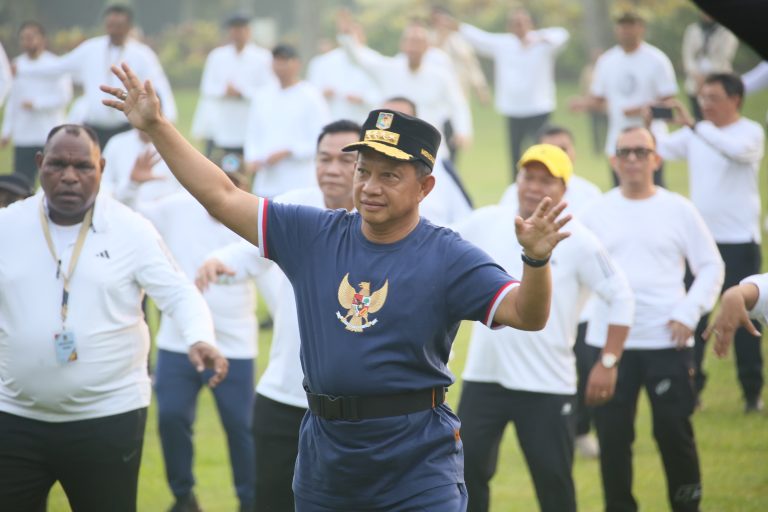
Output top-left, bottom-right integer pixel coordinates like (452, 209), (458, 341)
(575, 434), (600, 459)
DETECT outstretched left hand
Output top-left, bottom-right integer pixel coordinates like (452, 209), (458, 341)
(515, 197), (572, 260)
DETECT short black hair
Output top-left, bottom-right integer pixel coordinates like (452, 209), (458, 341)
(384, 96), (418, 117)
(103, 4), (134, 23)
(704, 73), (745, 107)
(272, 44), (298, 59)
(536, 124), (574, 143)
(317, 119), (362, 147)
(19, 20), (45, 37)
(45, 124), (100, 151)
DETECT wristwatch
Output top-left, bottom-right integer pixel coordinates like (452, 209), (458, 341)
(600, 352), (619, 369)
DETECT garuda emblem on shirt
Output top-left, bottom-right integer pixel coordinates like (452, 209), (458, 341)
(335, 273), (388, 332)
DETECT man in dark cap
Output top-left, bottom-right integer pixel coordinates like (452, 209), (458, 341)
(103, 63), (571, 511)
(0, 173), (33, 207)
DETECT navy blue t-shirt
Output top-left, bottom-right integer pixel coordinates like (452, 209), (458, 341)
(257, 199), (518, 508)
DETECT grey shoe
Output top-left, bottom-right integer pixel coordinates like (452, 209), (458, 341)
(745, 397), (764, 414)
(575, 433), (600, 459)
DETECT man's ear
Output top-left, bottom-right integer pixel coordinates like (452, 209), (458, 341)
(418, 173), (436, 202)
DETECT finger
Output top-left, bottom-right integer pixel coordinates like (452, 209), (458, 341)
(100, 84), (125, 99)
(740, 314), (761, 337)
(102, 99), (125, 111)
(110, 64), (129, 88)
(188, 346), (204, 372)
(222, 264), (236, 277)
(120, 62), (145, 92)
(145, 79), (157, 100)
(701, 325), (712, 341)
(208, 357), (229, 388)
(531, 196), (552, 218)
(555, 213), (573, 230)
(546, 200), (568, 221)
(555, 231), (571, 243)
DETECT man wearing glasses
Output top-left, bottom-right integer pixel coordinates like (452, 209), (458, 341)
(655, 73), (766, 413)
(580, 126), (724, 512)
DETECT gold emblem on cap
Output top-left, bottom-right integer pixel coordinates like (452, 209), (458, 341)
(376, 112), (394, 130)
(420, 149), (435, 165)
(364, 130), (400, 145)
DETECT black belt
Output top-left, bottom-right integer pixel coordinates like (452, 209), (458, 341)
(306, 387), (447, 421)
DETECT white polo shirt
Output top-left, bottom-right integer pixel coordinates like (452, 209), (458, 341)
(656, 118), (765, 244)
(139, 191), (257, 359)
(581, 188), (724, 350)
(0, 193), (215, 422)
(455, 207), (633, 394)
(1, 51), (72, 146)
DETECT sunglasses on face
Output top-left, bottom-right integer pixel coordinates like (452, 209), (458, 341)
(616, 147), (654, 160)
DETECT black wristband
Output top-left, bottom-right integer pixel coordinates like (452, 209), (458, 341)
(521, 251), (550, 268)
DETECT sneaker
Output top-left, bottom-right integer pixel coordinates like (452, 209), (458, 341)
(745, 397), (764, 414)
(169, 493), (203, 512)
(575, 433), (600, 459)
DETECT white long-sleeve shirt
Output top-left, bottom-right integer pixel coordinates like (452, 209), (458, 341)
(191, 43), (275, 147)
(0, 193), (215, 422)
(459, 23), (569, 117)
(657, 118), (765, 244)
(307, 47), (383, 124)
(591, 43), (678, 155)
(244, 82), (329, 198)
(581, 188), (724, 350)
(681, 22), (738, 95)
(0, 43), (11, 107)
(213, 187), (326, 408)
(455, 208), (634, 394)
(1, 52), (72, 146)
(139, 192), (257, 359)
(100, 129), (182, 206)
(338, 35), (472, 139)
(15, 35), (176, 127)
(743, 61), (768, 93)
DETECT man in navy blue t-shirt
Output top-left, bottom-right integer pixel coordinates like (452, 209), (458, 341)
(103, 63), (572, 511)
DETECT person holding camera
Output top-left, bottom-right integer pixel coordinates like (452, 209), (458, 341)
(655, 73), (766, 413)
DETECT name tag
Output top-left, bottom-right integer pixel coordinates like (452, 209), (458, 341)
(54, 330), (78, 364)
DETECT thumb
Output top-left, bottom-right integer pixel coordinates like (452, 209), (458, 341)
(222, 264), (236, 277)
(742, 314), (761, 337)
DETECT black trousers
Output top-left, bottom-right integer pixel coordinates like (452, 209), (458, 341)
(574, 321), (596, 436)
(457, 381), (576, 512)
(589, 347), (701, 512)
(506, 112), (551, 181)
(693, 242), (763, 401)
(0, 408), (147, 512)
(252, 393), (306, 512)
(13, 145), (43, 184)
(85, 122), (132, 150)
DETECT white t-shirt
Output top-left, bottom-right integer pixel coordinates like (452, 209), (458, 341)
(455, 207), (633, 394)
(0, 194), (214, 422)
(591, 43), (678, 155)
(244, 82), (330, 198)
(1, 52), (72, 146)
(140, 191), (257, 359)
(460, 24), (569, 117)
(191, 43), (275, 147)
(101, 129), (182, 207)
(581, 188), (724, 350)
(656, 118), (765, 244)
(498, 174), (602, 215)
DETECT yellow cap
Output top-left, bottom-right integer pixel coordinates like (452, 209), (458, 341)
(517, 144), (573, 184)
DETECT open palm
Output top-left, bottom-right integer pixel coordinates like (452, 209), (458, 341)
(100, 63), (163, 132)
(515, 197), (572, 259)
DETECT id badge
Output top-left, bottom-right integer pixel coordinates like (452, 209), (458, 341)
(54, 330), (78, 364)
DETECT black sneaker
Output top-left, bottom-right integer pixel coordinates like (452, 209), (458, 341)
(745, 397), (764, 414)
(169, 493), (203, 512)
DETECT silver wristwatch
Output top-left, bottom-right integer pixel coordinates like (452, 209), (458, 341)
(600, 352), (619, 369)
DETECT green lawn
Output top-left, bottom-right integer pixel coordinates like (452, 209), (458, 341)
(2, 83), (767, 511)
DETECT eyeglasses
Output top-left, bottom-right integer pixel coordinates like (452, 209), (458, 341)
(616, 147), (654, 160)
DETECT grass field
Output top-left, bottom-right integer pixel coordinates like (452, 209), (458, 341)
(2, 82), (767, 511)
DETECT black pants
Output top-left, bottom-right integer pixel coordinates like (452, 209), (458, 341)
(506, 112), (551, 181)
(0, 408), (147, 512)
(574, 322), (595, 436)
(252, 393), (306, 512)
(589, 347), (701, 512)
(85, 122), (132, 150)
(13, 145), (43, 184)
(693, 242), (763, 401)
(457, 381), (576, 512)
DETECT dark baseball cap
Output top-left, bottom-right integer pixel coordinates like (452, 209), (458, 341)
(342, 109), (441, 170)
(0, 173), (33, 197)
(225, 13), (251, 27)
